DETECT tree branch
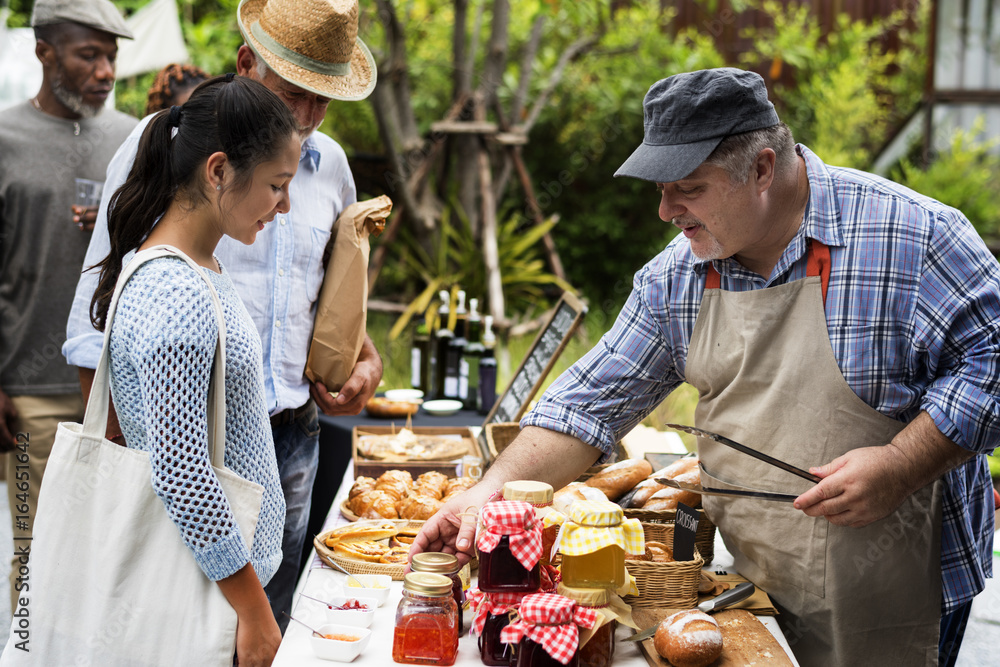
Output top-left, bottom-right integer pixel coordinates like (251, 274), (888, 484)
(521, 31), (604, 134)
(510, 14), (545, 125)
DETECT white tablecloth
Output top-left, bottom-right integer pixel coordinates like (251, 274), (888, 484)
(273, 464), (799, 666)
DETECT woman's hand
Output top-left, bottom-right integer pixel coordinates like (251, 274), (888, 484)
(234, 607), (281, 666)
(218, 563), (281, 666)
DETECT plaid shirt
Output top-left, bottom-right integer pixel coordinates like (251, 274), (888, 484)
(522, 145), (998, 613)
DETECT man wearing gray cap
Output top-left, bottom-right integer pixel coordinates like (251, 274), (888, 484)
(0, 0), (136, 614)
(413, 68), (1000, 666)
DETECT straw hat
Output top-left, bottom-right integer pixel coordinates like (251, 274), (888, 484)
(237, 0), (376, 101)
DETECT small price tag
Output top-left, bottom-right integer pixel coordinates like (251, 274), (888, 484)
(672, 502), (700, 562)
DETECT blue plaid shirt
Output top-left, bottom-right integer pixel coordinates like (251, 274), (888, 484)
(523, 144), (998, 612)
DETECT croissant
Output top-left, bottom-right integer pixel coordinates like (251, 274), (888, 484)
(399, 493), (444, 520)
(416, 471), (449, 498)
(349, 476), (376, 500)
(445, 476), (477, 496)
(350, 489), (399, 519)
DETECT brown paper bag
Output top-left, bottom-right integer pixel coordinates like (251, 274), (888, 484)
(305, 195), (391, 390)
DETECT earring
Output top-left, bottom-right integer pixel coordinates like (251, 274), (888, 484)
(216, 185), (221, 191)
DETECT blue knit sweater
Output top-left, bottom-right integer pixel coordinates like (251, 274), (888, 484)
(108, 257), (285, 584)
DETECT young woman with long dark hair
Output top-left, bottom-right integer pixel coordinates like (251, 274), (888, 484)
(90, 74), (299, 666)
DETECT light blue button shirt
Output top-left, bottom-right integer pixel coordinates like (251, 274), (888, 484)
(63, 115), (357, 415)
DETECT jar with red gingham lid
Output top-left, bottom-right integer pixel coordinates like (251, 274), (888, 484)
(556, 583), (638, 667)
(468, 589), (530, 666)
(477, 500), (542, 593)
(502, 480), (558, 566)
(500, 592), (598, 667)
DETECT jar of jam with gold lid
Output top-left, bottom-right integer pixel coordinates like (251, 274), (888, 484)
(477, 500), (542, 593)
(410, 552), (466, 634)
(393, 572), (459, 665)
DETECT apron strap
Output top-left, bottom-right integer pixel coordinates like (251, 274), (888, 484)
(704, 239), (831, 305)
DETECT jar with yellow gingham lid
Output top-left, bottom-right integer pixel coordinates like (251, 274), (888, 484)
(555, 500), (644, 590)
(556, 583), (640, 667)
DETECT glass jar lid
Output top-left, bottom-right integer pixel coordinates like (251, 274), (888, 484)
(410, 552), (460, 575)
(503, 480), (554, 505)
(403, 572), (453, 597)
(556, 583), (612, 607)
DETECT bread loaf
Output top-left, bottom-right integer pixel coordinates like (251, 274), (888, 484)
(583, 458), (653, 501)
(552, 482), (608, 514)
(653, 609), (723, 667)
(641, 486), (701, 511)
(628, 478), (668, 507)
(324, 521), (400, 548)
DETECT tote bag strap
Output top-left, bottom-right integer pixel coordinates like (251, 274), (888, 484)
(81, 244), (228, 469)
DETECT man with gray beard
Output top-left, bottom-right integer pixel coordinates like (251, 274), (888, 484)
(0, 0), (136, 613)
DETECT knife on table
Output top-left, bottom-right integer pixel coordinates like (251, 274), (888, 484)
(623, 582), (757, 642)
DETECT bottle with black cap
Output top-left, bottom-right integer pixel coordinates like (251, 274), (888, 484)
(444, 290), (467, 400)
(461, 298), (484, 410)
(477, 315), (497, 415)
(432, 290), (453, 400)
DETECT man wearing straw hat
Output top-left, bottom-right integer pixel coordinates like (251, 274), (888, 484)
(64, 0), (382, 632)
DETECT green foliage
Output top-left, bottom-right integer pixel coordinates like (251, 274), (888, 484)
(740, 0), (927, 169)
(385, 206), (574, 340)
(891, 123), (1000, 239)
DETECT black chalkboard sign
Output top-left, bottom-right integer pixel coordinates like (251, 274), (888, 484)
(478, 292), (587, 450)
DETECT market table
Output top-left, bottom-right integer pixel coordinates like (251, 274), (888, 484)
(276, 460), (800, 666)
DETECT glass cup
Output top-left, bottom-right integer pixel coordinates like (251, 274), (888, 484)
(73, 178), (104, 230)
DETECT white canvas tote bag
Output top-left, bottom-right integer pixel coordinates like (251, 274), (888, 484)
(0, 246), (264, 666)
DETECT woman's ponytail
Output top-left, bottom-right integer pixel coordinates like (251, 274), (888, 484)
(90, 109), (177, 330)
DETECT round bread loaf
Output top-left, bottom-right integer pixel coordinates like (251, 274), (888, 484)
(653, 609), (723, 667)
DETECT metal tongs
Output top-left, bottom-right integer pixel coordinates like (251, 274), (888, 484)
(661, 424), (822, 503)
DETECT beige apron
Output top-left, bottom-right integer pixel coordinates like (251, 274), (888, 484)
(685, 241), (942, 666)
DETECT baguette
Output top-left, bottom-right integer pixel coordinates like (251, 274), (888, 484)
(583, 458), (653, 501)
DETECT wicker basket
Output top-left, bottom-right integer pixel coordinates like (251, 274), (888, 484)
(625, 507), (717, 565)
(313, 519), (425, 581)
(624, 523), (703, 609)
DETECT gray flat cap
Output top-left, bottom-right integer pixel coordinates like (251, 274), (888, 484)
(615, 68), (779, 183)
(31, 0), (133, 40)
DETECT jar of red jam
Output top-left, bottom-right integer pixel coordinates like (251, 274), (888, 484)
(556, 584), (635, 667)
(468, 589), (529, 666)
(500, 592), (598, 667)
(502, 481), (558, 567)
(477, 500), (542, 593)
(392, 572), (459, 665)
(410, 552), (466, 634)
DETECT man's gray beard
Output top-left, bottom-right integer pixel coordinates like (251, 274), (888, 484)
(51, 77), (103, 119)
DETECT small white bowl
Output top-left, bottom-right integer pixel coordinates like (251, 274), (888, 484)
(384, 388), (424, 403)
(422, 399), (463, 416)
(341, 574), (392, 606)
(310, 595), (377, 628)
(310, 623), (371, 662)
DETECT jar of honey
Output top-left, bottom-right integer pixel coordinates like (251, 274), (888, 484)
(392, 572), (459, 665)
(477, 500), (542, 593)
(556, 500), (644, 590)
(502, 481), (558, 567)
(468, 589), (529, 666)
(500, 592), (598, 667)
(556, 584), (638, 667)
(410, 552), (466, 634)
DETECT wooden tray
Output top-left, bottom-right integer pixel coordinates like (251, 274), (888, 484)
(352, 425), (478, 479)
(314, 519), (425, 580)
(631, 608), (793, 667)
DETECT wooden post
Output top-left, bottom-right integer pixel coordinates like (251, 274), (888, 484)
(477, 144), (505, 324)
